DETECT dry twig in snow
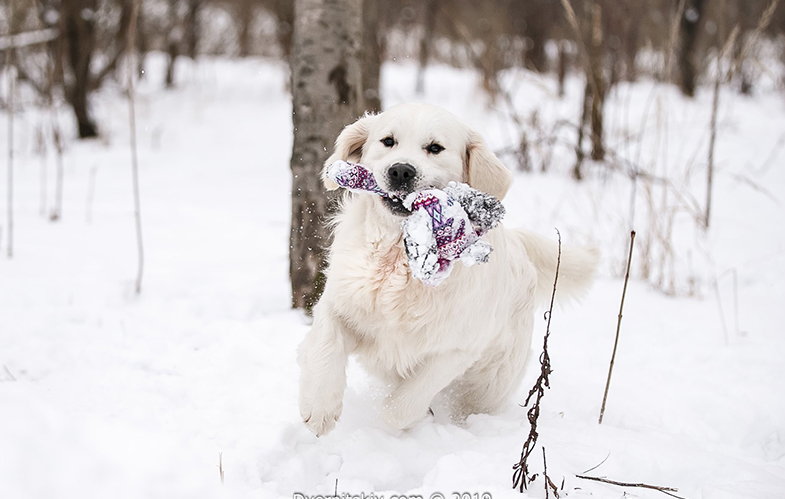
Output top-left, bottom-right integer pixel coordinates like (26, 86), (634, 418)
(542, 447), (560, 499)
(512, 229), (561, 492)
(5, 0), (15, 259)
(599, 230), (635, 424)
(127, 0), (145, 294)
(218, 452), (224, 484)
(576, 474), (685, 499)
(706, 26), (739, 229)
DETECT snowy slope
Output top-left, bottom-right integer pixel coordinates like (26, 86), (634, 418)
(1, 54), (784, 499)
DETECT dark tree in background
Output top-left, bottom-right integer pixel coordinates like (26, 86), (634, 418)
(273, 0), (294, 60)
(289, 0), (363, 312)
(678, 0), (705, 97)
(164, 0), (182, 87)
(11, 0), (783, 145)
(185, 0), (204, 58)
(588, 0), (605, 162)
(60, 0), (134, 138)
(234, 0), (256, 57)
(362, 0), (382, 112)
(415, 0), (438, 95)
(62, 0), (100, 138)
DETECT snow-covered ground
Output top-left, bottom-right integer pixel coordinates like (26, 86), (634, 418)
(1, 54), (784, 499)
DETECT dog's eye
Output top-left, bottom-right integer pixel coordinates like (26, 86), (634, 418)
(381, 136), (395, 148)
(426, 143), (445, 154)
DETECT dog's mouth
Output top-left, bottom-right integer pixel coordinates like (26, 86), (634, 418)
(381, 195), (412, 216)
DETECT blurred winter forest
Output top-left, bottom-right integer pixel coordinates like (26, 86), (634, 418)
(2, 0), (785, 305)
(4, 0), (784, 134)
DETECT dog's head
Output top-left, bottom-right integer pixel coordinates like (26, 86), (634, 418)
(323, 103), (513, 217)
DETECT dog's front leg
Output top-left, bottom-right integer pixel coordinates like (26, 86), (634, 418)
(298, 303), (351, 437)
(383, 351), (472, 430)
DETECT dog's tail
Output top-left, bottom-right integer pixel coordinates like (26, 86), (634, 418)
(515, 229), (600, 306)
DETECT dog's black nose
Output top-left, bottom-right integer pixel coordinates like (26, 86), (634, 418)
(387, 163), (417, 192)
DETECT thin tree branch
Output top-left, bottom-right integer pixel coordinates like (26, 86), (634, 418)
(580, 452), (611, 474)
(5, 0), (15, 259)
(729, 0), (780, 82)
(664, 0), (687, 84)
(93, 46), (127, 88)
(0, 28), (58, 50)
(512, 229), (561, 492)
(542, 447), (560, 499)
(599, 230), (636, 424)
(756, 132), (785, 175)
(13, 61), (49, 97)
(127, 0), (144, 294)
(92, 0), (134, 87)
(2, 365), (16, 381)
(706, 26), (740, 229)
(576, 474), (685, 499)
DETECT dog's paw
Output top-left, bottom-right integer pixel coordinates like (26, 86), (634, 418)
(300, 395), (342, 437)
(382, 394), (430, 431)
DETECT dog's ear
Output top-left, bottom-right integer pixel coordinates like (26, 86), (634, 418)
(464, 130), (513, 200)
(322, 113), (378, 190)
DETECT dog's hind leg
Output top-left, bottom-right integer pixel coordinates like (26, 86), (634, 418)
(446, 360), (527, 422)
(382, 351), (476, 431)
(446, 326), (534, 422)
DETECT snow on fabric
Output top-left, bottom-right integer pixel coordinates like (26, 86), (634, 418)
(326, 160), (389, 197)
(327, 160), (505, 286)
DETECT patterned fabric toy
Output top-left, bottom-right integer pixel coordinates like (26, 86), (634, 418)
(327, 160), (505, 286)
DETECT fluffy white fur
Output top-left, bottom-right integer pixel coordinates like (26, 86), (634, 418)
(299, 103), (599, 436)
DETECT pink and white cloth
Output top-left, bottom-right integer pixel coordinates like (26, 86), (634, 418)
(327, 160), (505, 286)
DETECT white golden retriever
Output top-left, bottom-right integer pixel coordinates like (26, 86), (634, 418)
(298, 103), (598, 436)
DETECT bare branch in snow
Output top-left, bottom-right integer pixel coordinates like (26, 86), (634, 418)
(576, 474), (685, 499)
(218, 452), (224, 484)
(127, 0), (145, 295)
(5, 0), (16, 259)
(599, 230), (636, 424)
(542, 447), (560, 499)
(512, 229), (561, 492)
(0, 28), (58, 51)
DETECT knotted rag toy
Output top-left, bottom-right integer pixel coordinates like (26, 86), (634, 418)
(327, 160), (505, 286)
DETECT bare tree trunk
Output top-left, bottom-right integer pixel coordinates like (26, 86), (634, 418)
(623, 14), (638, 81)
(185, 0), (203, 59)
(6, 68), (12, 259)
(706, 66), (719, 229)
(361, 0), (382, 112)
(733, 1), (754, 97)
(237, 0), (254, 57)
(136, 4), (148, 78)
(165, 0), (181, 88)
(274, 0), (294, 60)
(677, 0), (704, 97)
(557, 40), (568, 98)
(416, 0), (437, 94)
(290, 0), (363, 312)
(573, 77), (591, 180)
(608, 44), (620, 89)
(5, 0), (15, 259)
(588, 1), (605, 161)
(50, 123), (65, 221)
(165, 40), (179, 87)
(36, 126), (47, 216)
(63, 0), (99, 138)
(127, 0), (144, 294)
(525, 9), (549, 72)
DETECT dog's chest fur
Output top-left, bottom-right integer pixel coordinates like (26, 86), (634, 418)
(331, 227), (428, 325)
(326, 199), (449, 375)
